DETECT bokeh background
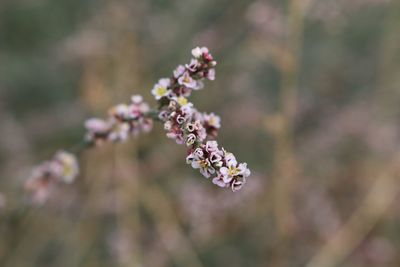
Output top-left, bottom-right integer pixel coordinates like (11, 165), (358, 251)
(1, 0), (400, 266)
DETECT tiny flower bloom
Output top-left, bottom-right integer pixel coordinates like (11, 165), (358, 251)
(53, 151), (79, 183)
(191, 46), (209, 58)
(166, 130), (185, 145)
(176, 114), (186, 125)
(24, 175), (52, 205)
(158, 110), (169, 121)
(108, 122), (130, 142)
(209, 151), (222, 165)
(204, 112), (221, 129)
(194, 147), (204, 158)
(180, 103), (194, 117)
(85, 118), (110, 134)
(219, 154), (245, 183)
(152, 78), (171, 100)
(186, 133), (197, 146)
(225, 152), (238, 167)
(191, 158), (215, 178)
(193, 80), (204, 90)
(164, 121), (172, 131)
(131, 95), (143, 104)
(186, 59), (199, 72)
(140, 118), (153, 133)
(197, 126), (207, 141)
(109, 104), (130, 120)
(231, 177), (246, 192)
(205, 140), (219, 153)
(186, 122), (196, 132)
(186, 153), (195, 164)
(178, 71), (197, 89)
(212, 175), (227, 188)
(207, 68), (216, 80)
(176, 96), (188, 106)
(173, 65), (186, 78)
(186, 147), (205, 165)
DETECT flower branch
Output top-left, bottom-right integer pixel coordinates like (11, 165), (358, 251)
(25, 47), (251, 204)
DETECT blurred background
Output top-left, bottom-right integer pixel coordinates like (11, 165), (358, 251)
(1, 0), (400, 266)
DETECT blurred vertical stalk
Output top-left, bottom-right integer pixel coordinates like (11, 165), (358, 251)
(113, 144), (143, 267)
(272, 0), (312, 244)
(306, 2), (400, 267)
(140, 184), (205, 267)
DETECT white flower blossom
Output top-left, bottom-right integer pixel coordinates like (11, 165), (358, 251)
(186, 133), (197, 146)
(191, 46), (209, 58)
(53, 151), (79, 183)
(178, 71), (198, 89)
(152, 78), (171, 100)
(173, 65), (186, 78)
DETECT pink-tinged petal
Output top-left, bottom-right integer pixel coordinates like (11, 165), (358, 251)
(225, 153), (237, 167)
(200, 168), (211, 178)
(222, 175), (233, 184)
(191, 47), (203, 58)
(207, 68), (216, 80)
(158, 78), (171, 87)
(237, 163), (247, 174)
(131, 95), (143, 104)
(85, 118), (109, 133)
(173, 65), (185, 78)
(191, 161), (200, 169)
(244, 168), (251, 177)
(194, 148), (204, 158)
(205, 140), (218, 153)
(220, 167), (229, 176)
(212, 177), (226, 188)
(192, 80), (204, 90)
(231, 177), (246, 192)
(186, 153), (194, 164)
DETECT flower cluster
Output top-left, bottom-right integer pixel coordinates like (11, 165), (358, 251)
(25, 46), (251, 204)
(84, 95), (153, 145)
(151, 47), (216, 101)
(152, 47), (250, 191)
(186, 141), (250, 191)
(24, 151), (79, 204)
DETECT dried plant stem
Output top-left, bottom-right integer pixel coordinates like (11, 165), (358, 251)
(273, 0), (312, 242)
(140, 183), (204, 267)
(113, 144), (143, 267)
(306, 153), (400, 267)
(306, 3), (400, 267)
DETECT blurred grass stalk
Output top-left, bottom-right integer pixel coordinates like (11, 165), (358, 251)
(268, 0), (313, 261)
(306, 2), (400, 267)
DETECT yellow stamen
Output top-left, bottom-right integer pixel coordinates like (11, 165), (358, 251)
(156, 86), (167, 96)
(177, 97), (188, 106)
(200, 160), (208, 169)
(228, 166), (240, 176)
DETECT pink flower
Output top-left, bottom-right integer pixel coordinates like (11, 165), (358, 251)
(220, 153), (250, 183)
(108, 122), (130, 142)
(85, 118), (110, 134)
(212, 175), (228, 188)
(53, 151), (79, 183)
(191, 46), (209, 58)
(207, 68), (216, 80)
(152, 78), (171, 100)
(178, 71), (198, 89)
(186, 133), (197, 146)
(173, 65), (186, 78)
(205, 140), (219, 153)
(186, 59), (200, 72)
(191, 157), (215, 178)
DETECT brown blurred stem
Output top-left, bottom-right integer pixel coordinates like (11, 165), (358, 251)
(306, 3), (400, 267)
(272, 0), (312, 243)
(305, 153), (400, 267)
